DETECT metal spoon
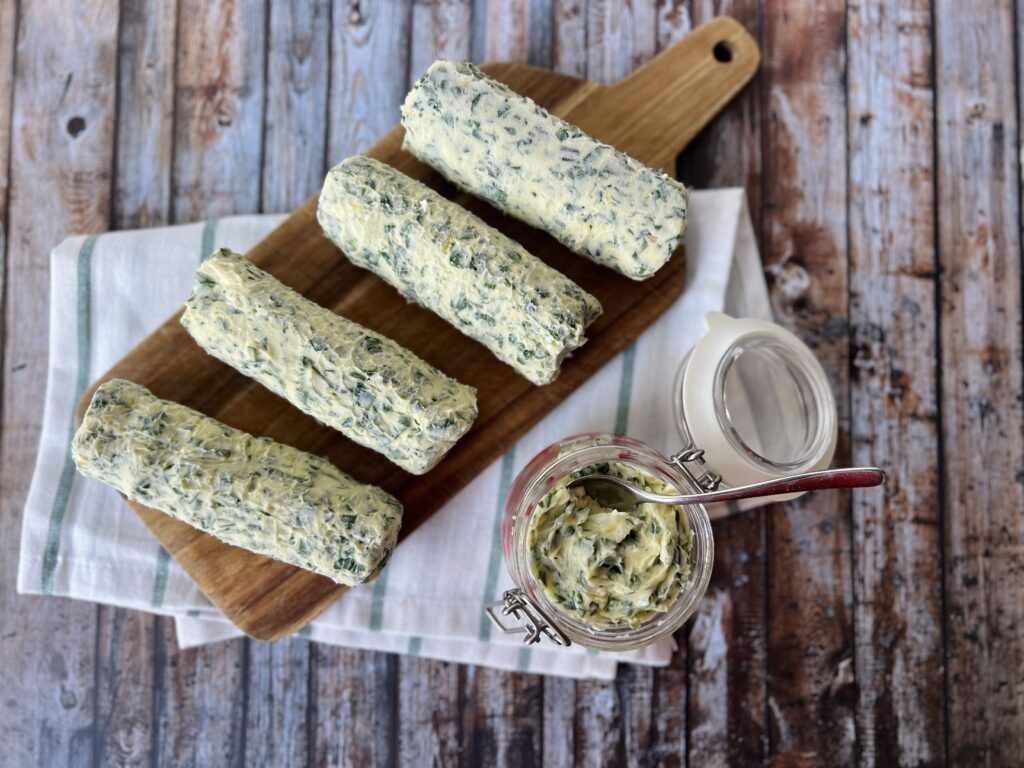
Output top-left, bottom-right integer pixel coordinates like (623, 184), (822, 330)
(567, 467), (885, 510)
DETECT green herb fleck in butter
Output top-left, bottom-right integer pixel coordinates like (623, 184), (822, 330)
(316, 156), (602, 386)
(181, 249), (477, 475)
(527, 461), (693, 628)
(401, 60), (690, 280)
(71, 379), (403, 586)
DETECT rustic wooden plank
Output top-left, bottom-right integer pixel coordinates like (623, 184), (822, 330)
(244, 4), (334, 758)
(93, 608), (156, 767)
(114, 0), (177, 228)
(759, 1), (855, 764)
(245, 4), (335, 763)
(92, 3), (180, 761)
(528, 0), (554, 68)
(0, 0), (119, 763)
(617, 665), (655, 768)
(170, 0), (267, 221)
(552, 0), (587, 77)
(687, 587), (731, 760)
(574, 678), (624, 766)
(677, 4), (768, 766)
(154, 634), (248, 763)
(261, 0), (330, 212)
(461, 7), (550, 761)
(847, 0), (945, 763)
(244, 639), (310, 766)
(651, 637), (688, 767)
(395, 655), (462, 766)
(326, 0), (412, 163)
(409, 0), (473, 83)
(0, 0), (14, 386)
(463, 667), (544, 767)
(319, 6), (417, 764)
(656, 0), (692, 49)
(938, 0), (1024, 763)
(680, 2), (762, 225)
(686, 516), (767, 765)
(546, 10), (701, 764)
(585, 0), (657, 83)
(542, 678), (576, 764)
(312, 647), (399, 766)
(151, 2), (268, 763)
(473, 0), (527, 61)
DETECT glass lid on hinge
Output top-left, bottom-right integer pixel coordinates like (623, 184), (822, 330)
(673, 312), (838, 498)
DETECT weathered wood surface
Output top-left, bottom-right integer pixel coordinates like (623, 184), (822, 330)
(937, 0), (1024, 764)
(848, 2), (946, 764)
(1, 2), (1021, 766)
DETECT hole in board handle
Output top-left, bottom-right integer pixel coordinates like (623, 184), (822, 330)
(713, 41), (734, 63)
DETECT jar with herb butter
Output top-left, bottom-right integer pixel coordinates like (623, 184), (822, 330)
(486, 313), (838, 651)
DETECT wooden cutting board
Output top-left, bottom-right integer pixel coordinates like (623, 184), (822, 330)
(78, 16), (759, 641)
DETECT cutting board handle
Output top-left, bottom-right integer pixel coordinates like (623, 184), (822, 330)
(591, 16), (760, 174)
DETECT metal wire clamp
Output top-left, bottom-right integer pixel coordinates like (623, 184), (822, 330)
(484, 588), (571, 647)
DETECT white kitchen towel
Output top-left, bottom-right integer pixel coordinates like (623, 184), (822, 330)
(18, 188), (770, 680)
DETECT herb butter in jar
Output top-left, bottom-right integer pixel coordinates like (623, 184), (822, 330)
(499, 434), (714, 651)
(528, 461), (694, 629)
(488, 313), (838, 652)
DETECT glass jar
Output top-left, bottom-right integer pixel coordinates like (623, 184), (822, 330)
(500, 433), (715, 651)
(671, 312), (837, 499)
(485, 312), (837, 651)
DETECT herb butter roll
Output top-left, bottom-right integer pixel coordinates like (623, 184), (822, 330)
(317, 156), (602, 385)
(182, 249), (477, 474)
(401, 60), (690, 280)
(72, 379), (403, 586)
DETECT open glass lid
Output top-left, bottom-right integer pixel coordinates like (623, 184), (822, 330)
(672, 312), (838, 500)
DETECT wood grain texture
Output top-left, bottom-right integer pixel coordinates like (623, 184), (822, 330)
(151, 2), (268, 763)
(245, 4), (333, 755)
(327, 0), (412, 162)
(937, 0), (1024, 763)
(463, 666), (543, 767)
(0, 1), (118, 764)
(154, 633), (247, 765)
(114, 0), (177, 228)
(395, 656), (461, 766)
(761, 0), (855, 763)
(474, 0), (530, 62)
(244, 639), (310, 766)
(679, 4), (768, 765)
(847, 0), (945, 764)
(94, 608), (156, 767)
(312, 648), (399, 767)
(409, 0), (473, 82)
(261, 0), (330, 213)
(171, 0), (266, 221)
(319, 6), (415, 756)
(78, 19), (760, 642)
(91, 5), (179, 760)
(5, 3), (1022, 764)
(552, 0), (587, 77)
(586, 0), (656, 83)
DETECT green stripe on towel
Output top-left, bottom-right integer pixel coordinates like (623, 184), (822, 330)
(41, 236), (97, 594)
(200, 219), (218, 262)
(368, 565), (390, 631)
(614, 341), (637, 435)
(150, 547), (170, 607)
(478, 448), (517, 641)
